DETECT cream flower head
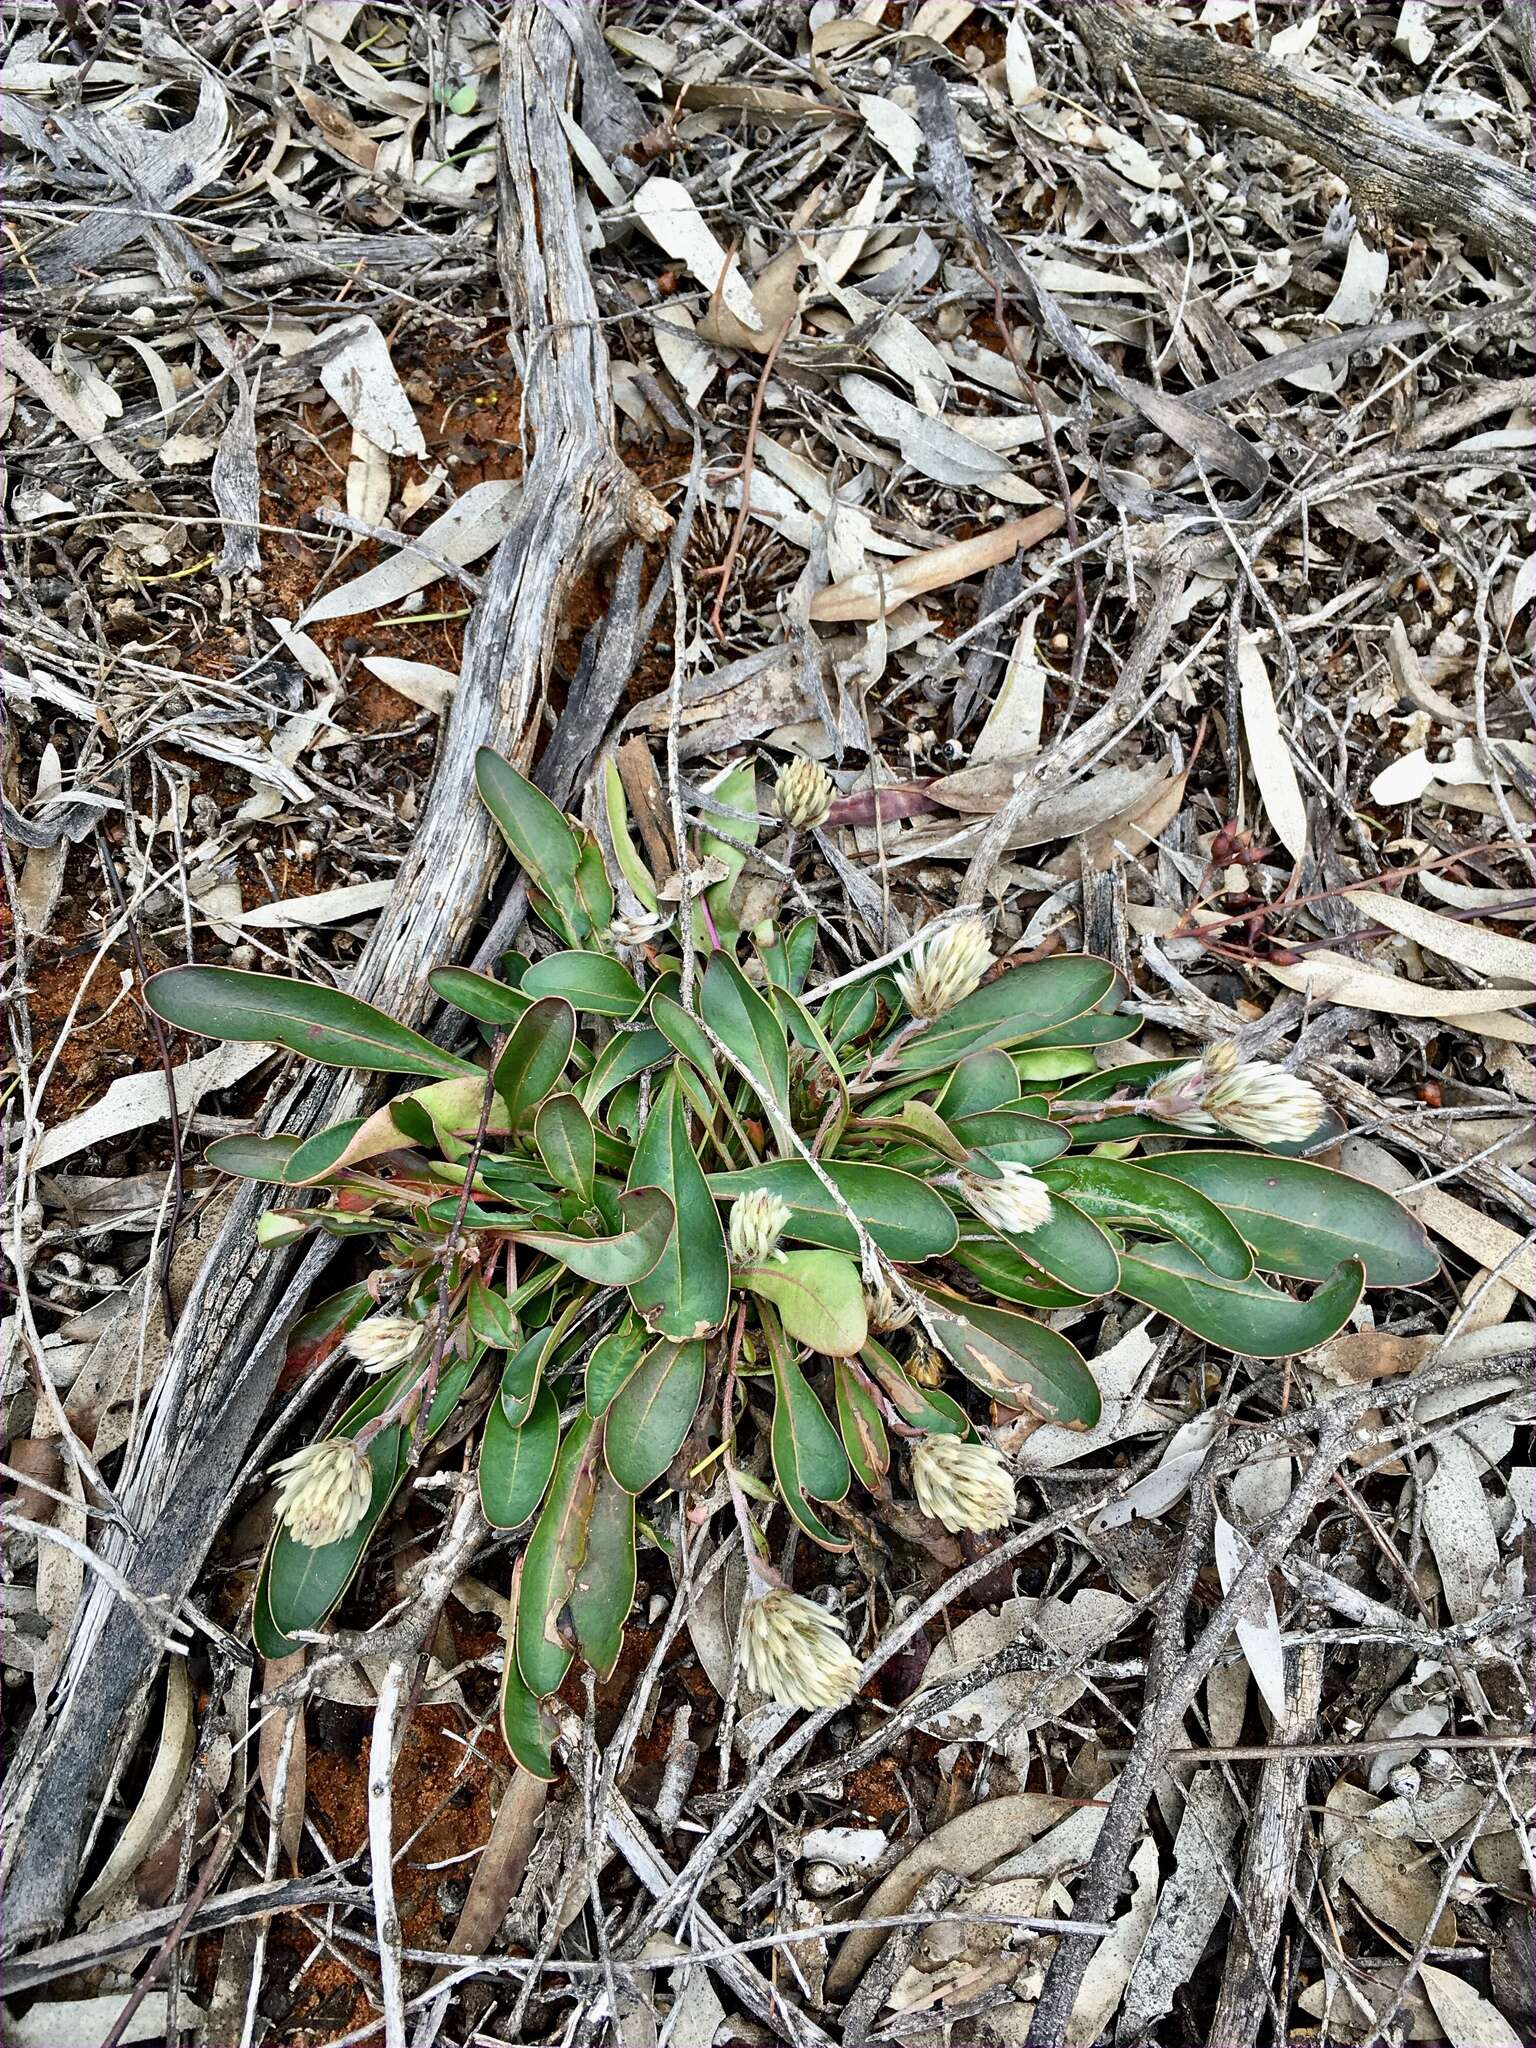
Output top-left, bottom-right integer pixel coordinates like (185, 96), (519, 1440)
(895, 918), (992, 1022)
(740, 1587), (860, 1711)
(955, 1161), (1052, 1236)
(729, 1189), (791, 1265)
(774, 756), (834, 830)
(346, 1315), (425, 1375)
(912, 1433), (1016, 1533)
(270, 1439), (374, 1549)
(1149, 1041), (1324, 1146)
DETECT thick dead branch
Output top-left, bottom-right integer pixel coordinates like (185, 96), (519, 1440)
(1078, 4), (1535, 270)
(0, 0), (660, 1951)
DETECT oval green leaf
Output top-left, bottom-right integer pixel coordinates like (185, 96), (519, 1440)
(145, 966), (476, 1080)
(890, 956), (1118, 1073)
(501, 1561), (560, 1778)
(479, 1380), (560, 1530)
(1118, 1244), (1365, 1357)
(205, 1134), (301, 1182)
(1039, 1157), (1253, 1280)
(523, 950), (644, 1019)
(516, 1413), (599, 1698)
(701, 950), (791, 1114)
(604, 1338), (707, 1493)
(568, 1463), (636, 1680)
(1137, 1153), (1439, 1287)
(626, 1073), (729, 1340)
(920, 1287), (1100, 1427)
(534, 1092), (596, 1197)
(768, 1343), (851, 1548)
(707, 1159), (958, 1261)
(834, 1360), (889, 1489)
(493, 996), (576, 1129)
(738, 1250), (867, 1358)
(585, 1315), (649, 1418)
(429, 965), (532, 1028)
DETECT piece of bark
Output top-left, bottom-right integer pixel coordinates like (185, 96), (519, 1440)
(1206, 1641), (1324, 2048)
(0, 1), (661, 1953)
(1077, 3), (1534, 271)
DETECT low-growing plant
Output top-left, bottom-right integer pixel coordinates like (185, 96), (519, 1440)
(146, 748), (1437, 1775)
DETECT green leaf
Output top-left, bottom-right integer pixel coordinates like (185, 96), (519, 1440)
(950, 1231), (1095, 1309)
(585, 1314), (648, 1417)
(768, 1341), (851, 1548)
(738, 1250), (867, 1357)
(468, 1278), (520, 1350)
(523, 950), (644, 1019)
(626, 1074), (729, 1339)
(834, 1360), (889, 1489)
(1118, 1244), (1365, 1357)
(515, 1185), (674, 1286)
(145, 966), (476, 1080)
(708, 1159), (958, 1261)
(862, 1340), (967, 1436)
(428, 965), (532, 1028)
(501, 1559), (560, 1776)
(650, 994), (721, 1088)
(1039, 1157), (1253, 1280)
(1138, 1153), (1439, 1287)
(949, 1109), (1071, 1169)
(920, 1288), (1100, 1427)
(983, 1189), (1121, 1298)
(890, 956), (1119, 1073)
(499, 1327), (550, 1425)
(516, 1413), (599, 1697)
(493, 997), (576, 1129)
(278, 1117), (372, 1186)
(701, 951), (790, 1115)
(934, 1051), (1022, 1118)
(573, 833), (615, 938)
(534, 1092), (597, 1198)
(568, 1463), (636, 1679)
(1011, 1047), (1100, 1081)
(479, 1380), (560, 1529)
(205, 1134), (301, 1182)
(476, 747), (585, 937)
(584, 1025), (670, 1112)
(604, 756), (659, 913)
(604, 1339), (706, 1492)
(1013, 1005), (1140, 1051)
(693, 760), (757, 946)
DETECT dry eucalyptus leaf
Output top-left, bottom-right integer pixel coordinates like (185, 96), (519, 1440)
(1237, 627), (1308, 861)
(78, 1658), (195, 1922)
(300, 478), (521, 625)
(1213, 1510), (1288, 1723)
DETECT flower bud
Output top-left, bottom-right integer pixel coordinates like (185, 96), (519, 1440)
(741, 1586), (860, 1711)
(865, 1275), (915, 1332)
(346, 1316), (425, 1374)
(912, 1432), (1016, 1533)
(728, 1188), (791, 1265)
(895, 918), (992, 1021)
(774, 756), (834, 830)
(608, 909), (664, 949)
(955, 1162), (1052, 1236)
(270, 1439), (374, 1548)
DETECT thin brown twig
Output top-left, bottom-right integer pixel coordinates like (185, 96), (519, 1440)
(707, 313), (794, 640)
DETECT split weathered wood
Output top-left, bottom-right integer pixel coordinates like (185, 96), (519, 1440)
(1077, 3), (1535, 272)
(0, 0), (663, 1953)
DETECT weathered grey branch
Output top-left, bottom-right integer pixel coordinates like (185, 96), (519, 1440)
(1, 0), (662, 1953)
(1077, 3), (1535, 271)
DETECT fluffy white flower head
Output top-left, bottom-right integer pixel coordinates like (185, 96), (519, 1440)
(774, 756), (834, 830)
(895, 918), (992, 1022)
(1149, 1041), (1324, 1146)
(957, 1161), (1051, 1236)
(729, 1189), (791, 1266)
(346, 1315), (424, 1375)
(740, 1587), (860, 1711)
(913, 1433), (1016, 1533)
(271, 1439), (373, 1549)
